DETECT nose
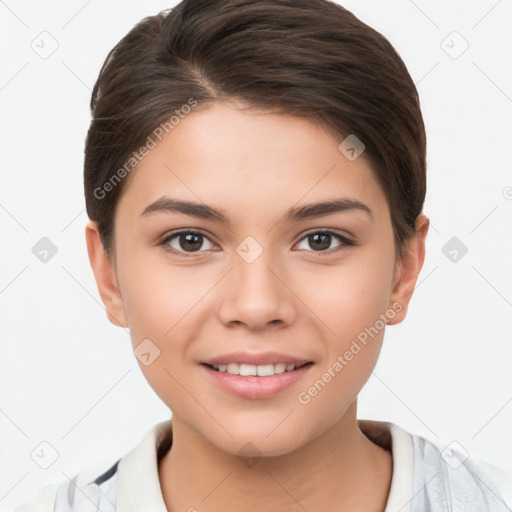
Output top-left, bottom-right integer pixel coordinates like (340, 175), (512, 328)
(216, 249), (297, 332)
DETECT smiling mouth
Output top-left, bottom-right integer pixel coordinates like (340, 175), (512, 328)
(202, 361), (313, 377)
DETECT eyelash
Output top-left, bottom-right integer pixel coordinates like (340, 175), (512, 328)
(159, 229), (354, 258)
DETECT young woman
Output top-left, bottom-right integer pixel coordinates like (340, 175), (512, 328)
(13, 1), (512, 511)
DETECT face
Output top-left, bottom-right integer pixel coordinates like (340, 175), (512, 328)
(87, 99), (428, 457)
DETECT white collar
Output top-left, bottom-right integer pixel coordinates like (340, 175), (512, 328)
(116, 419), (414, 512)
(116, 420), (171, 512)
(358, 419), (414, 512)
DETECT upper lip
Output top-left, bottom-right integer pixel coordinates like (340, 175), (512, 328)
(201, 352), (313, 367)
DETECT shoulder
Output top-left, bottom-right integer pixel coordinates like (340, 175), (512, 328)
(406, 427), (512, 511)
(360, 419), (512, 512)
(468, 456), (512, 509)
(8, 420), (171, 512)
(9, 459), (120, 512)
(8, 483), (60, 512)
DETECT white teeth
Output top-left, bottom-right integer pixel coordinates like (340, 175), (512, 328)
(257, 364), (275, 376)
(213, 362), (298, 376)
(226, 363), (239, 374)
(274, 363), (286, 374)
(239, 364), (257, 376)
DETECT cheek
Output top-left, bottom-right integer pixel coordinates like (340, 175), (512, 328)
(296, 263), (390, 421)
(118, 246), (213, 339)
(123, 277), (197, 410)
(118, 254), (217, 389)
(293, 245), (395, 406)
(298, 249), (395, 339)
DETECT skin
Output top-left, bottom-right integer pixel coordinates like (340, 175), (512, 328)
(86, 99), (429, 511)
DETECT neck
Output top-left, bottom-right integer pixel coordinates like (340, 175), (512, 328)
(158, 403), (393, 512)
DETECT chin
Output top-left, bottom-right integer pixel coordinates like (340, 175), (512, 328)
(217, 433), (305, 460)
(199, 416), (317, 460)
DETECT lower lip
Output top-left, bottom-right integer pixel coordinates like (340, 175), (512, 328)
(200, 363), (313, 400)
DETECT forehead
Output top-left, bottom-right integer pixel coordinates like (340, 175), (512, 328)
(116, 100), (389, 225)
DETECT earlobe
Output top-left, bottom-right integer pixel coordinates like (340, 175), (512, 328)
(85, 221), (129, 328)
(387, 214), (429, 325)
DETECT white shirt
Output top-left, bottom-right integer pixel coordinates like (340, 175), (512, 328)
(11, 419), (512, 512)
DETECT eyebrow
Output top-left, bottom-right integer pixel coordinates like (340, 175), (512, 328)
(140, 197), (373, 224)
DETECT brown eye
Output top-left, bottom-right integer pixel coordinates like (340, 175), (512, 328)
(296, 230), (353, 254)
(161, 230), (215, 256)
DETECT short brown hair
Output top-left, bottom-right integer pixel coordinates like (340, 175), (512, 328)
(84, 0), (426, 261)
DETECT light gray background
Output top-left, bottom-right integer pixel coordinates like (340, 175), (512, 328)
(1, 0), (511, 509)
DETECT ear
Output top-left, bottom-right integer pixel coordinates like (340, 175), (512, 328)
(85, 220), (129, 328)
(386, 213), (429, 325)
